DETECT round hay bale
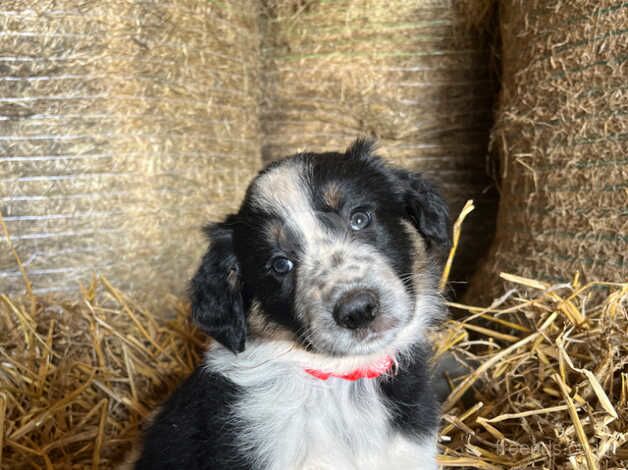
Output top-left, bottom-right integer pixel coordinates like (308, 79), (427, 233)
(259, 0), (499, 288)
(468, 0), (627, 301)
(0, 1), (262, 301)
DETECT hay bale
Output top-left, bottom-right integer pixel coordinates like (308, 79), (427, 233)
(468, 0), (627, 300)
(259, 0), (499, 287)
(1, 275), (626, 468)
(0, 1), (262, 300)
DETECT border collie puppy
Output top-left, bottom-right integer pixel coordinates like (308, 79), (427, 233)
(135, 139), (450, 470)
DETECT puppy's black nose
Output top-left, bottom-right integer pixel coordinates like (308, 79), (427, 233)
(333, 289), (379, 329)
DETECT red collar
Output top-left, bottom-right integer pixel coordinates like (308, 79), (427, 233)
(304, 355), (394, 381)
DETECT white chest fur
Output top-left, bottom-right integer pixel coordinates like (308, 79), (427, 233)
(206, 344), (437, 470)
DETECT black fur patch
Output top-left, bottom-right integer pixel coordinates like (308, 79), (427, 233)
(379, 345), (439, 437)
(189, 219), (246, 353)
(136, 368), (247, 469)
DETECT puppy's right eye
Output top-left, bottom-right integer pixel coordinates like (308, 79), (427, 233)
(349, 210), (372, 231)
(271, 256), (294, 275)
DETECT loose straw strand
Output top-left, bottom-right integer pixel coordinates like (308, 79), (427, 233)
(440, 199), (475, 292)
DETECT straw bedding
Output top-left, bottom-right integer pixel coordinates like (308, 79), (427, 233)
(259, 0), (499, 287)
(1, 266), (626, 468)
(437, 274), (627, 469)
(0, 0), (262, 300)
(468, 0), (628, 301)
(0, 276), (207, 469)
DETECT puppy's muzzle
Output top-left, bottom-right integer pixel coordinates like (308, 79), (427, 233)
(333, 289), (379, 330)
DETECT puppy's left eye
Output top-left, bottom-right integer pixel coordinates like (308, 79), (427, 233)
(349, 210), (372, 231)
(271, 256), (294, 275)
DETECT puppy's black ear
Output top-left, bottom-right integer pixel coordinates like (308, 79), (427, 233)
(190, 218), (246, 353)
(347, 137), (451, 250)
(393, 169), (451, 252)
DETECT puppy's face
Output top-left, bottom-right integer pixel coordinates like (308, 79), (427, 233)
(190, 140), (450, 357)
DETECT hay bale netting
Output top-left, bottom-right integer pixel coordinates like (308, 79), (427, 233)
(259, 0), (499, 288)
(468, 0), (627, 300)
(0, 1), (262, 300)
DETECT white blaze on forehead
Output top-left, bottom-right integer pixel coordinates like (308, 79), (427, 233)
(251, 160), (323, 248)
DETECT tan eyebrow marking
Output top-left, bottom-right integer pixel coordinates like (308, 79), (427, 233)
(322, 181), (343, 209)
(264, 219), (296, 253)
(265, 219), (284, 242)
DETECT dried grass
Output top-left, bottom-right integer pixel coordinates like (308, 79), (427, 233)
(0, 276), (206, 469)
(435, 201), (628, 468)
(436, 276), (627, 469)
